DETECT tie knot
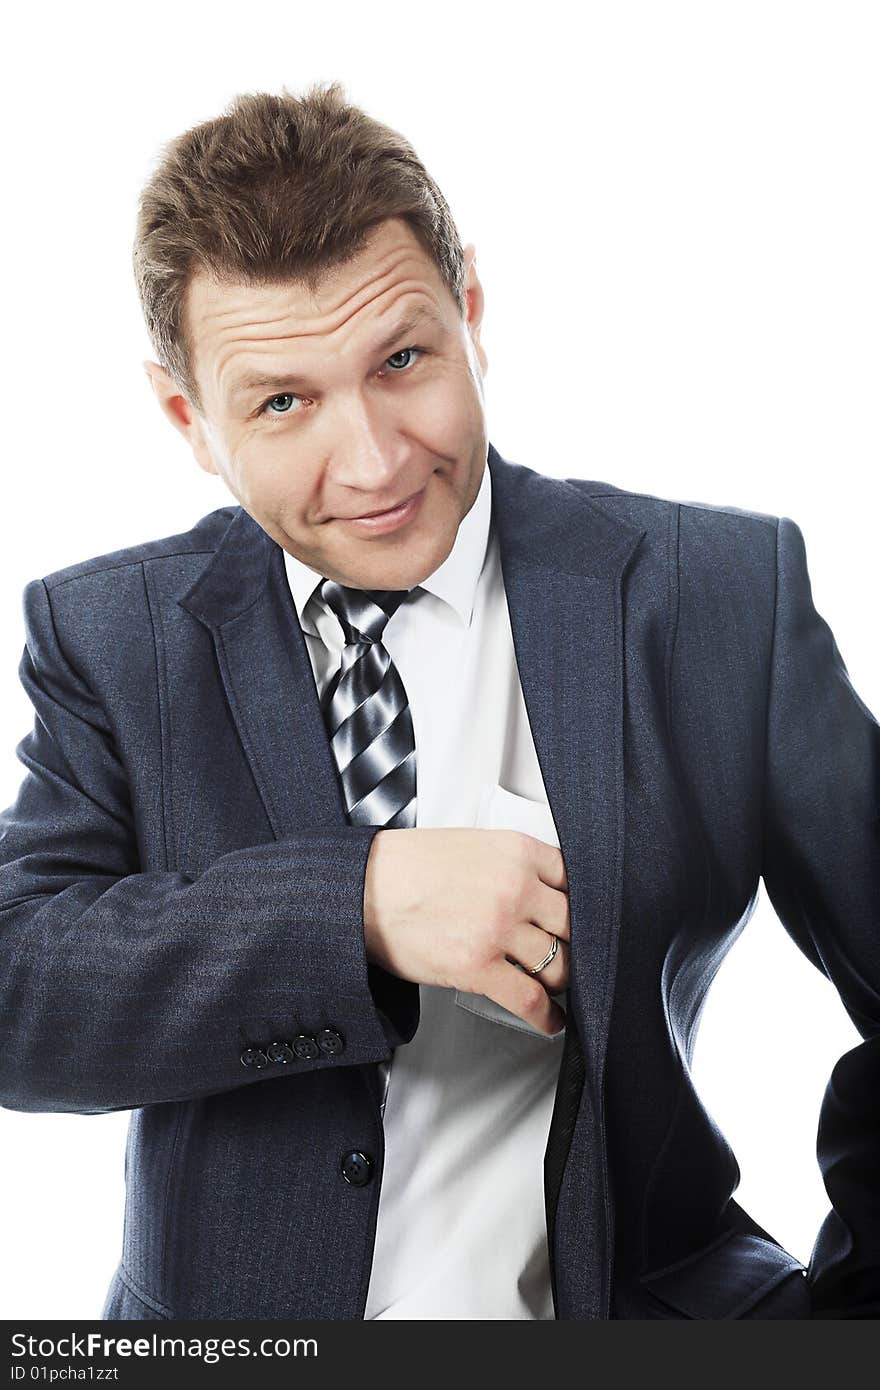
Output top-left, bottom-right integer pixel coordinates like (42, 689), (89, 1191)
(319, 579), (411, 645)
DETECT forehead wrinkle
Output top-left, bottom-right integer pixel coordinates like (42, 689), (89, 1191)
(198, 238), (430, 339)
(321, 241), (438, 318)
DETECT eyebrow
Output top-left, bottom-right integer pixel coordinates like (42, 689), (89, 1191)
(225, 304), (446, 405)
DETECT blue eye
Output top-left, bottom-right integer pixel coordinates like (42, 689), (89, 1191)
(386, 347), (421, 371)
(264, 393), (297, 415)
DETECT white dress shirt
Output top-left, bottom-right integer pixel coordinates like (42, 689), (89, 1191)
(283, 458), (566, 1319)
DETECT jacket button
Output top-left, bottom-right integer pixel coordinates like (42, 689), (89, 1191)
(316, 1027), (345, 1056)
(340, 1150), (374, 1186)
(292, 1033), (319, 1060)
(240, 1047), (268, 1068)
(266, 1041), (294, 1064)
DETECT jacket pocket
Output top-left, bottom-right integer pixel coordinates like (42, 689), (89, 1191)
(638, 1230), (810, 1319)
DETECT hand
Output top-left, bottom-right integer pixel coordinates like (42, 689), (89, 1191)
(363, 827), (569, 1036)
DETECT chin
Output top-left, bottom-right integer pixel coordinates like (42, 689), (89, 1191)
(334, 512), (458, 591)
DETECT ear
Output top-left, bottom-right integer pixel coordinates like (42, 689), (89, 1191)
(142, 361), (219, 477)
(461, 243), (488, 377)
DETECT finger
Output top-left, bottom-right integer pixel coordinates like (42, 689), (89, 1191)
(505, 928), (568, 994)
(528, 838), (568, 893)
(524, 877), (571, 943)
(482, 959), (567, 1037)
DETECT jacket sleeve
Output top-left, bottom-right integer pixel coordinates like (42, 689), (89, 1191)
(759, 515), (880, 1319)
(0, 577), (420, 1115)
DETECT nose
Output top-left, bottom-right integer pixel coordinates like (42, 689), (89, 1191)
(326, 391), (406, 497)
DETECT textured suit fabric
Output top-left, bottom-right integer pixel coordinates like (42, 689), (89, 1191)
(0, 442), (877, 1320)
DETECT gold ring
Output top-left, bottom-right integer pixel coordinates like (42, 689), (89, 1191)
(524, 934), (559, 975)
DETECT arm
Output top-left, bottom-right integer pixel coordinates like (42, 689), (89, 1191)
(759, 515), (880, 1318)
(0, 577), (419, 1115)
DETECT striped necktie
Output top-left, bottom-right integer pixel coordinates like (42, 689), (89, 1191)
(318, 580), (418, 829)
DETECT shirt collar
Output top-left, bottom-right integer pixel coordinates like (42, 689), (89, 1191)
(282, 459), (492, 630)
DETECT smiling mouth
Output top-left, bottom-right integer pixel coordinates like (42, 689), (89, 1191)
(332, 484), (428, 535)
(342, 488), (422, 520)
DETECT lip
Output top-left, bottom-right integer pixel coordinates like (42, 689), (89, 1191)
(338, 485), (426, 535)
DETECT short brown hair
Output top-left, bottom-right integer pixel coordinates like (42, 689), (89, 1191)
(133, 81), (466, 412)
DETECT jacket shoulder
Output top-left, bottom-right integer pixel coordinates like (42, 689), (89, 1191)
(38, 506), (239, 592)
(565, 476), (779, 533)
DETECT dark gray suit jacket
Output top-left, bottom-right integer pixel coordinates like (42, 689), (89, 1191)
(1, 443), (877, 1319)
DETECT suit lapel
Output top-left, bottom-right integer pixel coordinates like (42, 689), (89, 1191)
(487, 445), (646, 1074)
(178, 507), (350, 835)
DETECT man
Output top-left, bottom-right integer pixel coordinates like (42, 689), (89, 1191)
(0, 81), (877, 1322)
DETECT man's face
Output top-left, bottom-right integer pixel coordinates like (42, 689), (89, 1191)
(146, 216), (489, 592)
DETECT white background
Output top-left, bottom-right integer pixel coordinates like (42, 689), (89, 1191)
(0, 0), (877, 1319)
